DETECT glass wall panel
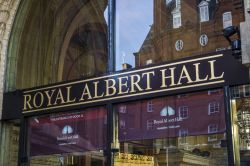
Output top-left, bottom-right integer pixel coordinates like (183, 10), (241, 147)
(115, 0), (244, 70)
(114, 89), (228, 165)
(10, 0), (108, 89)
(28, 107), (107, 166)
(230, 85), (250, 165)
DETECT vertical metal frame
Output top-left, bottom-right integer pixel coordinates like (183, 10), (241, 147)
(18, 116), (28, 166)
(107, 0), (116, 165)
(108, 0), (116, 73)
(224, 86), (240, 166)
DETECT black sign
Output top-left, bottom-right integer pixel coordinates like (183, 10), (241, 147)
(2, 51), (250, 119)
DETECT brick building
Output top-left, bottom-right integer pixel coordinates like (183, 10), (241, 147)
(135, 0), (244, 66)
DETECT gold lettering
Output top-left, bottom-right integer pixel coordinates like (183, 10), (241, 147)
(33, 92), (44, 108)
(118, 76), (129, 95)
(142, 71), (155, 90)
(208, 60), (224, 80)
(130, 74), (143, 93)
(23, 94), (33, 110)
(193, 63), (208, 82)
(160, 67), (176, 88)
(80, 84), (92, 101)
(44, 89), (56, 106)
(105, 79), (116, 97)
(177, 65), (194, 85)
(93, 81), (104, 99)
(66, 86), (76, 102)
(53, 89), (66, 105)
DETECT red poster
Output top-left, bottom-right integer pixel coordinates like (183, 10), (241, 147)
(118, 90), (226, 141)
(28, 107), (107, 156)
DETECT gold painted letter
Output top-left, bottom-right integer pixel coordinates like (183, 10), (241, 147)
(105, 79), (116, 97)
(193, 63), (208, 82)
(177, 65), (194, 85)
(130, 74), (143, 93)
(44, 89), (56, 106)
(66, 86), (76, 103)
(33, 92), (44, 108)
(80, 84), (93, 101)
(23, 94), (33, 110)
(93, 81), (104, 99)
(160, 67), (176, 88)
(208, 60), (224, 80)
(54, 89), (66, 105)
(118, 76), (129, 95)
(142, 71), (155, 90)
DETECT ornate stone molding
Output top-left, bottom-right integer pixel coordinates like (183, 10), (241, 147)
(0, 0), (20, 119)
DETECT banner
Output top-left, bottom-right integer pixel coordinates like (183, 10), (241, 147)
(28, 107), (107, 156)
(117, 90), (226, 141)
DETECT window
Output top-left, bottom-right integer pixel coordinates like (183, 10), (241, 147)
(177, 94), (188, 98)
(119, 105), (127, 113)
(208, 89), (221, 95)
(208, 102), (220, 115)
(147, 120), (154, 130)
(244, 85), (250, 97)
(208, 134), (217, 142)
(175, 39), (183, 51)
(179, 129), (188, 144)
(199, 34), (208, 46)
(146, 59), (153, 65)
(147, 100), (154, 112)
(232, 86), (240, 98)
(179, 106), (188, 119)
(173, 12), (181, 29)
(176, 0), (181, 8)
(223, 12), (232, 29)
(199, 1), (209, 22)
(179, 129), (188, 137)
(208, 124), (218, 134)
(166, 0), (172, 5)
(120, 119), (126, 129)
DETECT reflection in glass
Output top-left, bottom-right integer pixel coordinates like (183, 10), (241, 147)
(232, 85), (250, 164)
(62, 1), (108, 80)
(28, 107), (107, 166)
(116, 0), (245, 70)
(115, 90), (228, 165)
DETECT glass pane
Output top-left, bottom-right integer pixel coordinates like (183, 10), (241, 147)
(230, 85), (250, 165)
(114, 89), (228, 165)
(115, 0), (153, 70)
(28, 107), (107, 166)
(115, 0), (244, 71)
(12, 0), (108, 89)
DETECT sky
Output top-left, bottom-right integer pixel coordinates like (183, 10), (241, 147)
(115, 0), (153, 70)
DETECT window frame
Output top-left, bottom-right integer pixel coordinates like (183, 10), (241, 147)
(208, 102), (220, 115)
(179, 106), (189, 119)
(223, 11), (232, 29)
(172, 11), (181, 29)
(147, 100), (154, 112)
(146, 120), (154, 130)
(179, 129), (188, 144)
(199, 2), (209, 22)
(208, 124), (218, 134)
(232, 86), (240, 98)
(243, 85), (250, 97)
